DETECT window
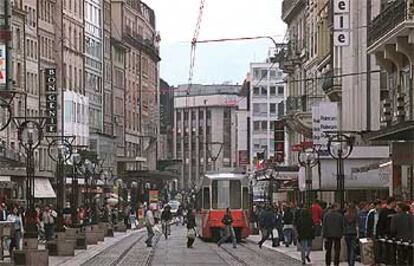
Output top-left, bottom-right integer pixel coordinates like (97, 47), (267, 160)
(270, 86), (276, 96)
(261, 121), (267, 130)
(261, 69), (268, 79)
(253, 68), (260, 79)
(203, 187), (210, 209)
(230, 181), (241, 209)
(261, 87), (267, 96)
(270, 103), (276, 114)
(253, 87), (260, 95)
(278, 86), (284, 95)
(242, 187), (249, 210)
(253, 121), (260, 131)
(269, 70), (276, 79)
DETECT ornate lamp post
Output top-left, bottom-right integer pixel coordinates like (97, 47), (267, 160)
(46, 136), (74, 232)
(298, 147), (319, 208)
(15, 119), (45, 238)
(0, 97), (12, 132)
(327, 133), (354, 210)
(130, 181), (138, 214)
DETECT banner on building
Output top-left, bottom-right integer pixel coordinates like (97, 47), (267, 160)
(238, 150), (249, 166)
(0, 44), (6, 85)
(45, 68), (58, 133)
(312, 102), (338, 154)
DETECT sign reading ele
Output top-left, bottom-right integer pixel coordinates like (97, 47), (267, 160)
(333, 0), (350, 46)
(45, 68), (57, 133)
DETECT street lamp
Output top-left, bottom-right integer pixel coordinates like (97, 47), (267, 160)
(327, 133), (353, 210)
(16, 120), (44, 238)
(131, 181), (138, 213)
(298, 147), (319, 208)
(0, 97), (12, 132)
(46, 136), (74, 232)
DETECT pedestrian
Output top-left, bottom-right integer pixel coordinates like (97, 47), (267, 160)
(282, 204), (294, 247)
(296, 208), (314, 265)
(186, 208), (196, 248)
(257, 205), (276, 248)
(176, 205), (184, 226)
(322, 203), (344, 266)
(161, 205), (173, 238)
(0, 203), (8, 221)
(144, 205), (155, 247)
(390, 202), (413, 241)
(357, 202), (369, 238)
(376, 197), (396, 238)
(42, 205), (55, 241)
(310, 198), (323, 236)
(7, 206), (24, 255)
(365, 200), (381, 238)
(217, 208), (237, 248)
(344, 203), (358, 266)
(410, 201), (414, 215)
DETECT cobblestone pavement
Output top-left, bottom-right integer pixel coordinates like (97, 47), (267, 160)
(50, 226), (303, 266)
(152, 225), (302, 266)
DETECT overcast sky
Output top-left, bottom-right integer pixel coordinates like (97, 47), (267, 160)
(144, 0), (286, 86)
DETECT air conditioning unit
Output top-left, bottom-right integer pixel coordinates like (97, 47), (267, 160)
(395, 93), (406, 119)
(381, 99), (392, 123)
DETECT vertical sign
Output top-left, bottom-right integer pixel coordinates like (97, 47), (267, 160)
(333, 0), (350, 46)
(274, 120), (285, 162)
(45, 68), (58, 133)
(0, 44), (6, 85)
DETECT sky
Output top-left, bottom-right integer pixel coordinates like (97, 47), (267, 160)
(144, 0), (286, 86)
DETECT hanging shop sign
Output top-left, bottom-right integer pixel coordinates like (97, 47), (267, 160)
(45, 68), (58, 133)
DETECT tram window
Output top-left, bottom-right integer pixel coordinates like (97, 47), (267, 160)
(242, 187), (249, 210)
(212, 180), (230, 209)
(203, 187), (210, 209)
(195, 191), (202, 210)
(230, 181), (241, 209)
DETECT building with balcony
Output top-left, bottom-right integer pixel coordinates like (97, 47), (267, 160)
(111, 0), (161, 173)
(173, 84), (241, 190)
(365, 0), (414, 199)
(249, 61), (287, 168)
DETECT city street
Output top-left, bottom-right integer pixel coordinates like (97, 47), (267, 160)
(49, 226), (302, 266)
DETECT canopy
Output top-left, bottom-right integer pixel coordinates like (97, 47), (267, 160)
(34, 178), (56, 198)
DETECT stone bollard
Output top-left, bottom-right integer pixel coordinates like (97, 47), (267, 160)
(14, 238), (49, 266)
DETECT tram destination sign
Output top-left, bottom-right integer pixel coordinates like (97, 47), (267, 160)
(45, 68), (57, 133)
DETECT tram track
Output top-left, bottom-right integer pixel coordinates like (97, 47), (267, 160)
(218, 244), (250, 266)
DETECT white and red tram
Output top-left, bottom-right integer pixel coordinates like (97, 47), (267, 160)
(194, 172), (251, 241)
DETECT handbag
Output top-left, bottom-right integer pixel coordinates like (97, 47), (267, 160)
(187, 228), (196, 239)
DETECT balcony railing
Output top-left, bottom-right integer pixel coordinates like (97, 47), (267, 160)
(368, 0), (407, 46)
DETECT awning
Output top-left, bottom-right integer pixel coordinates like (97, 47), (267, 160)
(35, 178), (56, 198)
(363, 121), (414, 141)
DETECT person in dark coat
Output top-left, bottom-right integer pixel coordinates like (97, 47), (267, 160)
(343, 203), (358, 266)
(296, 209), (314, 265)
(217, 208), (237, 248)
(376, 197), (396, 237)
(322, 203), (344, 266)
(390, 202), (413, 241)
(186, 209), (196, 248)
(283, 205), (294, 247)
(257, 205), (276, 248)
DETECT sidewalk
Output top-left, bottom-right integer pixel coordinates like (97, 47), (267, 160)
(247, 234), (363, 266)
(49, 228), (145, 266)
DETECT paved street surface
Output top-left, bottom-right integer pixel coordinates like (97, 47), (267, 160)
(49, 226), (303, 266)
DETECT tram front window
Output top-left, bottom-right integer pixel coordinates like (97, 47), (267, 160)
(212, 180), (241, 209)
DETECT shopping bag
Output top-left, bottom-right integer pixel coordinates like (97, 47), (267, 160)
(187, 228), (196, 239)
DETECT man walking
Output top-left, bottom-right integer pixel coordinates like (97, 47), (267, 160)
(258, 205), (276, 248)
(376, 197), (396, 238)
(144, 205), (155, 247)
(217, 208), (237, 248)
(310, 198), (323, 236)
(322, 203), (344, 266)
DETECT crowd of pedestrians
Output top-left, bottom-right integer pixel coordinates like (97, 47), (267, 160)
(252, 197), (414, 266)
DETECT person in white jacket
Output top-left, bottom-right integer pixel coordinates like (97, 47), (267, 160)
(7, 206), (24, 254)
(144, 206), (155, 247)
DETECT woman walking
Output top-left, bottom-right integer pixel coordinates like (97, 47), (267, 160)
(7, 206), (24, 255)
(186, 209), (196, 248)
(295, 208), (314, 265)
(344, 203), (358, 266)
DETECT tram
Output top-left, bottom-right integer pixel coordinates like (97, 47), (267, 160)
(194, 171), (250, 241)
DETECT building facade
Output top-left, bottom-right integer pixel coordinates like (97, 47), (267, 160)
(173, 84), (241, 190)
(249, 61), (287, 169)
